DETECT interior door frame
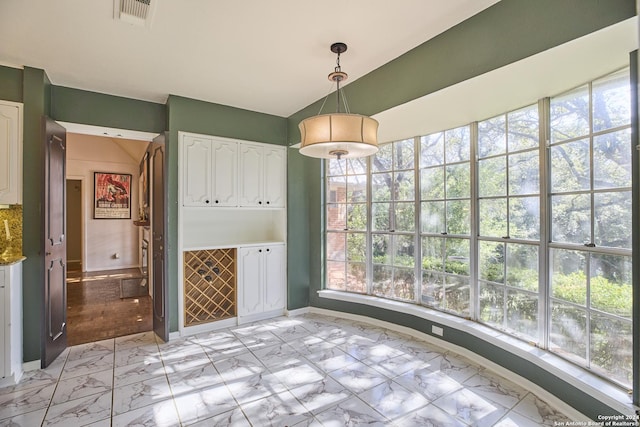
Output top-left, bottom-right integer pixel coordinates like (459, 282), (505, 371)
(65, 175), (85, 272)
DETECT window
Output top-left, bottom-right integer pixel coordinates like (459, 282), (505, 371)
(420, 127), (471, 316)
(477, 104), (541, 341)
(371, 139), (416, 301)
(324, 68), (632, 387)
(548, 69), (632, 385)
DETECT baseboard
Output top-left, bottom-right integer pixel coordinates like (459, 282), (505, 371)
(285, 307), (310, 317)
(22, 360), (40, 372)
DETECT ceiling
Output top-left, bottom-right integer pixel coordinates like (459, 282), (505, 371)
(0, 0), (499, 118)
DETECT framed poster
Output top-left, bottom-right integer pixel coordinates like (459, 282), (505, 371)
(94, 172), (132, 219)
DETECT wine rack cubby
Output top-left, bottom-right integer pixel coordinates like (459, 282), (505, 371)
(183, 248), (236, 326)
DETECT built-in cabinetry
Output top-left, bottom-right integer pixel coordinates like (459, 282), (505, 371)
(238, 244), (286, 321)
(0, 101), (23, 205)
(179, 132), (287, 334)
(0, 261), (23, 386)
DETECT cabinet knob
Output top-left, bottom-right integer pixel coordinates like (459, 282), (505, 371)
(259, 249), (262, 252)
(266, 201), (270, 205)
(266, 248), (270, 252)
(205, 200), (210, 204)
(258, 201), (262, 205)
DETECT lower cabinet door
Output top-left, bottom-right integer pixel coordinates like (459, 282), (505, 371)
(263, 244), (285, 312)
(238, 247), (264, 316)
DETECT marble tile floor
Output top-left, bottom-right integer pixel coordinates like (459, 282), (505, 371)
(0, 313), (575, 426)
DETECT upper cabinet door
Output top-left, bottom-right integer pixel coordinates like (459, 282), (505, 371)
(183, 136), (212, 206)
(211, 140), (237, 206)
(238, 143), (264, 207)
(263, 147), (286, 208)
(0, 102), (22, 205)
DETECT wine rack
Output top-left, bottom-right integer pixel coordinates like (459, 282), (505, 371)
(183, 248), (236, 326)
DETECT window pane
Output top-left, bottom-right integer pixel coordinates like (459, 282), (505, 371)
(421, 271), (444, 308)
(347, 158), (367, 175)
(479, 282), (504, 325)
(327, 261), (346, 291)
(372, 202), (391, 231)
(327, 175), (346, 202)
(372, 265), (392, 297)
(394, 235), (415, 268)
(551, 194), (590, 244)
(422, 236), (444, 272)
(509, 196), (540, 240)
(372, 234), (391, 265)
(590, 314), (632, 386)
(479, 241), (504, 284)
(346, 203), (366, 231)
(395, 171), (415, 201)
(593, 69), (631, 132)
(446, 163), (470, 198)
(479, 198), (507, 238)
(420, 167), (444, 200)
(590, 254), (632, 318)
(509, 151), (539, 195)
(346, 175), (367, 202)
(420, 132), (444, 167)
(550, 249), (586, 305)
(508, 105), (539, 152)
(372, 173), (391, 202)
(506, 244), (538, 291)
(550, 139), (590, 193)
(326, 232), (345, 261)
(593, 129), (632, 190)
(550, 84), (589, 143)
(394, 139), (415, 170)
(550, 302), (587, 364)
(393, 267), (416, 301)
(445, 126), (470, 163)
(421, 201), (444, 234)
(346, 263), (366, 294)
(395, 202), (415, 232)
(346, 233), (366, 262)
(327, 203), (346, 231)
(506, 290), (538, 340)
(445, 275), (469, 316)
(446, 200), (470, 235)
(373, 143), (392, 172)
(478, 157), (506, 197)
(327, 158), (347, 176)
(478, 115), (506, 158)
(594, 191), (631, 249)
(445, 238), (470, 276)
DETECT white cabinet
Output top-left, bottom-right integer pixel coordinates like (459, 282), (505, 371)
(0, 262), (23, 385)
(238, 244), (286, 320)
(182, 135), (237, 207)
(0, 101), (22, 205)
(238, 143), (286, 208)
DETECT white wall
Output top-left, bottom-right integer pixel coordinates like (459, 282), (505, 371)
(66, 133), (143, 272)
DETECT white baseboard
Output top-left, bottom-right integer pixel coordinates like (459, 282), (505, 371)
(285, 307), (311, 317)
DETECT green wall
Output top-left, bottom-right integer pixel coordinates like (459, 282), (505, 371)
(50, 86), (165, 133)
(166, 95), (288, 332)
(0, 66), (23, 103)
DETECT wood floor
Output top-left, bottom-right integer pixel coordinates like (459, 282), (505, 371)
(67, 268), (153, 346)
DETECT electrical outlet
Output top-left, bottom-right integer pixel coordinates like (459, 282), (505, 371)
(432, 325), (444, 336)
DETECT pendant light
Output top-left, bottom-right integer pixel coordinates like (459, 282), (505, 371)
(298, 42), (379, 160)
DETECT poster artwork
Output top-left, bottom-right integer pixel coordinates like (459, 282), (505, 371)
(94, 172), (132, 219)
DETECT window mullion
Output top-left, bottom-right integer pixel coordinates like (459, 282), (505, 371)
(469, 122), (479, 321)
(414, 136), (421, 304)
(366, 156), (373, 295)
(539, 97), (551, 349)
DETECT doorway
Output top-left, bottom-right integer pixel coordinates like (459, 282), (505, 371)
(62, 131), (155, 346)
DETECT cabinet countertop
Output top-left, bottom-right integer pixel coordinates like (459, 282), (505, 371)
(0, 255), (26, 266)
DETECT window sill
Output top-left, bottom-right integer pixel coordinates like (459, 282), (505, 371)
(317, 289), (634, 416)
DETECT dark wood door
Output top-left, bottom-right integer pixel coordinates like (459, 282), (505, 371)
(42, 117), (67, 368)
(150, 133), (168, 342)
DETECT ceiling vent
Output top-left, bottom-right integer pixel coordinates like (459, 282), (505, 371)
(114, 0), (156, 28)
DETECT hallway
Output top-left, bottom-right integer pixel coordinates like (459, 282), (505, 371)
(67, 268), (152, 346)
